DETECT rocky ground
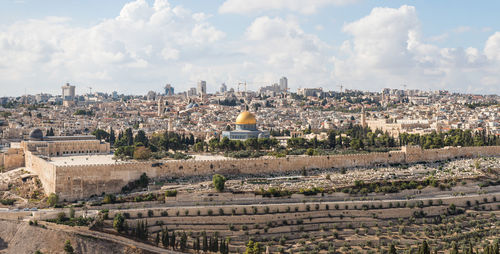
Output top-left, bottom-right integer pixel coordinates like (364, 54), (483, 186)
(0, 219), (159, 254)
(160, 157), (499, 193)
(0, 168), (47, 209)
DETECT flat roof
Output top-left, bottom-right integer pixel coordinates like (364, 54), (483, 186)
(47, 154), (229, 166)
(49, 155), (118, 166)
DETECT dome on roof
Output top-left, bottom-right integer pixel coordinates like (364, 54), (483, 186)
(29, 128), (43, 140)
(235, 111), (256, 125)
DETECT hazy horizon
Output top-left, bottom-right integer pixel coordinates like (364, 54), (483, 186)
(1, 0), (500, 96)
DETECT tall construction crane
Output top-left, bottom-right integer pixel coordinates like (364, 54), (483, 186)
(237, 82), (247, 94)
(338, 84), (344, 93)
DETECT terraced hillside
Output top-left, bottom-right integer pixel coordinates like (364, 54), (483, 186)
(92, 193), (500, 253)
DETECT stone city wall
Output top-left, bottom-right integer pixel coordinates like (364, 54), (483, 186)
(25, 151), (57, 194)
(0, 148), (25, 170)
(29, 145), (500, 201)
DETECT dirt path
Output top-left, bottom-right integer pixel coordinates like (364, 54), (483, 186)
(39, 221), (181, 254)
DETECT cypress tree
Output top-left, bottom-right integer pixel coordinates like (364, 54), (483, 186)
(170, 230), (176, 249)
(161, 229), (169, 247)
(389, 244), (396, 254)
(202, 232), (208, 252)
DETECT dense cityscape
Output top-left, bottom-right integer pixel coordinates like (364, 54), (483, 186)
(0, 0), (499, 254)
(0, 80), (499, 253)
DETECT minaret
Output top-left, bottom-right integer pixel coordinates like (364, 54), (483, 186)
(361, 106), (367, 128)
(168, 118), (173, 132)
(157, 96), (164, 117)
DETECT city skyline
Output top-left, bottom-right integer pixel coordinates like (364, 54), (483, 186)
(1, 0), (500, 96)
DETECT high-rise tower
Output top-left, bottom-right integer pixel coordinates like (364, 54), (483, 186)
(61, 83), (75, 101)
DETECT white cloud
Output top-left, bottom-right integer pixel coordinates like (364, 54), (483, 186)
(485, 32), (500, 61)
(332, 5), (500, 94)
(0, 0), (225, 95)
(0, 2), (499, 95)
(219, 0), (357, 15)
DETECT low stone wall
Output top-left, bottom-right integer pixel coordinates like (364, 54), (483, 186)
(28, 145), (500, 201)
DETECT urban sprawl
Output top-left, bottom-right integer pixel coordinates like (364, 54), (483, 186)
(0, 79), (499, 254)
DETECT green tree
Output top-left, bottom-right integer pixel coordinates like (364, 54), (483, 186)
(63, 240), (74, 254)
(91, 129), (109, 141)
(245, 240), (262, 254)
(161, 229), (169, 247)
(125, 128), (134, 146)
(169, 229), (176, 249)
(113, 213), (127, 233)
(103, 194), (116, 204)
(46, 127), (55, 136)
(418, 240), (430, 254)
(213, 174), (226, 192)
(155, 232), (160, 246)
(138, 173), (149, 188)
(202, 231), (208, 252)
(389, 244), (397, 254)
(109, 128), (116, 145)
(134, 130), (149, 147)
(450, 241), (459, 254)
(179, 231), (187, 250)
(47, 193), (58, 207)
(133, 146), (152, 160)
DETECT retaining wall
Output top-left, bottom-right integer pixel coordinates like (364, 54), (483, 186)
(29, 145), (500, 201)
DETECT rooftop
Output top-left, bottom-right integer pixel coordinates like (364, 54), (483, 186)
(47, 153), (229, 166)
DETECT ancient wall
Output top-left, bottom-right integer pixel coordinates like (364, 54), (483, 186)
(0, 148), (25, 170)
(25, 151), (57, 194)
(28, 145), (500, 201)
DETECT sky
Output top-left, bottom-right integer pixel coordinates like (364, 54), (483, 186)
(1, 0), (500, 96)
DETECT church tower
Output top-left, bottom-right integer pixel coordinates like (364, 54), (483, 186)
(361, 106), (367, 128)
(158, 96), (164, 117)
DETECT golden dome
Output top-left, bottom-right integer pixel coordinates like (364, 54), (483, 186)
(235, 111), (257, 125)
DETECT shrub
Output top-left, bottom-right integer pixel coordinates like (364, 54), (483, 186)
(212, 174), (226, 192)
(64, 240), (74, 254)
(133, 146), (152, 160)
(102, 194), (116, 204)
(113, 213), (127, 232)
(47, 193), (58, 207)
(165, 190), (178, 197)
(148, 210), (154, 217)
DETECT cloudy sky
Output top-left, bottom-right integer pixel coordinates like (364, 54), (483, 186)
(1, 0), (500, 96)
